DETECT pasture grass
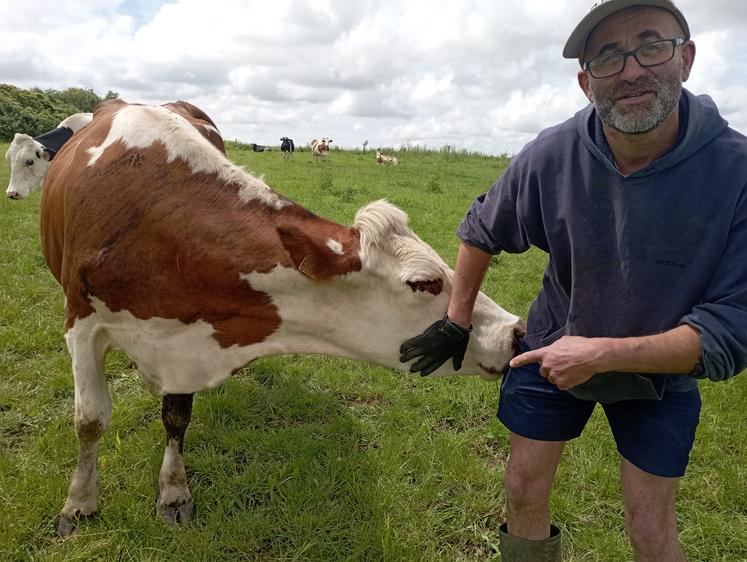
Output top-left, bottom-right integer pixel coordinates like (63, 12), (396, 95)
(0, 143), (745, 561)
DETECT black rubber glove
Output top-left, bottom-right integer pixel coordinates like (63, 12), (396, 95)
(399, 315), (471, 376)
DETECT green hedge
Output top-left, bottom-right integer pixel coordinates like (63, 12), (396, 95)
(0, 83), (118, 141)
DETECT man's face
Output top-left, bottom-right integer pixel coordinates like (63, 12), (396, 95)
(578, 6), (694, 135)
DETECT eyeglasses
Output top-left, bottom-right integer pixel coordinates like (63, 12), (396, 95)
(584, 37), (686, 79)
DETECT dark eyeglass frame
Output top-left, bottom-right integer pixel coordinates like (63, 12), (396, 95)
(584, 37), (686, 79)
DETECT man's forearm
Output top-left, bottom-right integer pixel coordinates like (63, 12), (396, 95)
(597, 324), (702, 375)
(446, 242), (494, 328)
(511, 324), (704, 390)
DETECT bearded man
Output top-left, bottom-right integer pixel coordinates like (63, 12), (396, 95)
(399, 1), (747, 560)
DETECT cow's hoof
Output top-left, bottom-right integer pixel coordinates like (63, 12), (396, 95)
(57, 516), (78, 537)
(158, 499), (194, 525)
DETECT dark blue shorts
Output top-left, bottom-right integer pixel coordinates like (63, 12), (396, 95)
(497, 344), (702, 478)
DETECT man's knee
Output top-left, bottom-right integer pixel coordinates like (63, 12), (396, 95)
(625, 505), (677, 554)
(504, 460), (553, 507)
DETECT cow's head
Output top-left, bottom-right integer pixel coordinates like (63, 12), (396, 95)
(5, 133), (52, 199)
(261, 200), (521, 379)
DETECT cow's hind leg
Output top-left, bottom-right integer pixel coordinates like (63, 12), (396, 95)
(157, 393), (194, 524)
(58, 320), (112, 537)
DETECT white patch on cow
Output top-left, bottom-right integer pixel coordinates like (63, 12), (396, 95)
(326, 238), (344, 255)
(240, 265), (450, 371)
(59, 112), (93, 131)
(158, 439), (191, 507)
(74, 297), (260, 395)
(86, 105), (288, 210)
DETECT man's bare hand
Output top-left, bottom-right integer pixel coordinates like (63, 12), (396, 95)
(509, 336), (607, 390)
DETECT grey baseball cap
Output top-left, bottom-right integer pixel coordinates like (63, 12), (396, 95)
(563, 0), (690, 65)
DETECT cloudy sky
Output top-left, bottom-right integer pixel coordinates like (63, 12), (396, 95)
(1, 0), (745, 155)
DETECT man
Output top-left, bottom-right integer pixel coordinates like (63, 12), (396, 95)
(399, 1), (747, 560)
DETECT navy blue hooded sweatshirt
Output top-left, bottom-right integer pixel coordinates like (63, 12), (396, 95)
(457, 89), (747, 402)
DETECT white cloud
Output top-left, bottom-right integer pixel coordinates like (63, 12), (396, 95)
(0, 0), (745, 154)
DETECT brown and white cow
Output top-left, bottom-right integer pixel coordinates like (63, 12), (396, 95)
(41, 99), (521, 536)
(310, 137), (333, 162)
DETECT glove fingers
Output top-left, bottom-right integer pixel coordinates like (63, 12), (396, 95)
(453, 349), (466, 371)
(410, 356), (435, 374)
(411, 356), (447, 376)
(399, 335), (425, 354)
(419, 360), (443, 377)
(399, 347), (425, 363)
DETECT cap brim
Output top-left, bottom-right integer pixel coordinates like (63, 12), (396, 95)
(563, 0), (690, 63)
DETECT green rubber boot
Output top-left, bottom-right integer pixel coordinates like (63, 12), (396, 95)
(498, 523), (561, 561)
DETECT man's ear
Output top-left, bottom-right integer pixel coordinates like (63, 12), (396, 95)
(680, 40), (696, 82)
(577, 69), (594, 103)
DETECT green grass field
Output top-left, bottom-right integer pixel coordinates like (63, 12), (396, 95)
(1, 143), (745, 561)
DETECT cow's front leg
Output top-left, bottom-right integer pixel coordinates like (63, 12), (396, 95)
(58, 321), (112, 537)
(157, 393), (194, 524)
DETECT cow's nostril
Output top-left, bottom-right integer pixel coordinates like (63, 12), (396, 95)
(8, 192), (20, 199)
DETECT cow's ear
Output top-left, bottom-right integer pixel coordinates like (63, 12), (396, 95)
(277, 224), (361, 280)
(41, 149), (52, 161)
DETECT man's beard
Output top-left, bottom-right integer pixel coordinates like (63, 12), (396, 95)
(591, 69), (682, 134)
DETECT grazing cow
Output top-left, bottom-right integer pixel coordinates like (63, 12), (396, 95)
(375, 150), (399, 166)
(40, 99), (521, 536)
(310, 137), (333, 162)
(251, 143), (271, 152)
(280, 137), (295, 159)
(5, 112), (92, 199)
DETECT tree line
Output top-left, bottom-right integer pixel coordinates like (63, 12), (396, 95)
(0, 83), (119, 141)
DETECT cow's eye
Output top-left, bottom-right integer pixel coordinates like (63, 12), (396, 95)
(35, 151), (41, 158)
(26, 159), (34, 166)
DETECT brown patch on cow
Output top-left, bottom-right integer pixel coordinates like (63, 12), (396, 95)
(277, 222), (361, 280)
(41, 101), (364, 346)
(406, 279), (443, 295)
(75, 418), (104, 443)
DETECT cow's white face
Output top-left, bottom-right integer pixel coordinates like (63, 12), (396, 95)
(259, 200), (521, 379)
(5, 133), (50, 199)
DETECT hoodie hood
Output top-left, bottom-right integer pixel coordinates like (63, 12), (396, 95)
(576, 88), (729, 177)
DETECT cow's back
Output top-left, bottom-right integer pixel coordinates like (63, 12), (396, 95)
(163, 101), (226, 154)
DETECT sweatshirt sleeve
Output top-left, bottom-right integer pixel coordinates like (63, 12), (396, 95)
(456, 158), (539, 255)
(682, 185), (747, 381)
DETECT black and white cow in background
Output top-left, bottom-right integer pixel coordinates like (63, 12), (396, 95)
(251, 143), (271, 152)
(5, 112), (93, 199)
(280, 137), (295, 159)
